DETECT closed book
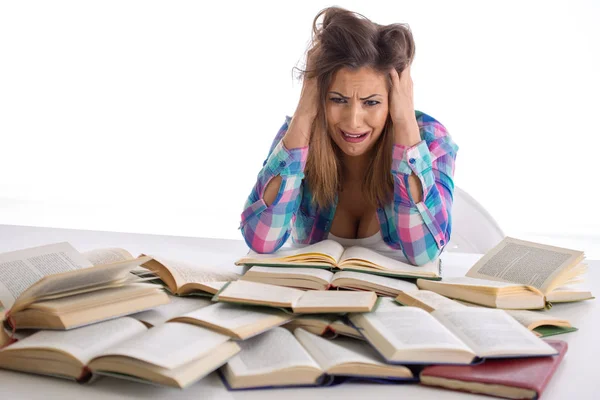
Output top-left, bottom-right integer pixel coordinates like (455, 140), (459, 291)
(420, 340), (567, 399)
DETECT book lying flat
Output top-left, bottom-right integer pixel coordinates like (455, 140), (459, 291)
(0, 317), (240, 388)
(348, 298), (558, 365)
(395, 290), (577, 338)
(420, 340), (568, 399)
(169, 302), (293, 340)
(241, 266), (419, 296)
(0, 243), (168, 335)
(283, 315), (362, 339)
(220, 327), (415, 390)
(417, 237), (593, 309)
(213, 280), (378, 314)
(235, 240), (441, 280)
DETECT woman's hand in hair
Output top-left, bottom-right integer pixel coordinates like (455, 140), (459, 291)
(389, 65), (421, 146)
(284, 49), (319, 149)
(295, 47), (319, 120)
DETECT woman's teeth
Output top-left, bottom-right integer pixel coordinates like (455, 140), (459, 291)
(341, 130), (369, 143)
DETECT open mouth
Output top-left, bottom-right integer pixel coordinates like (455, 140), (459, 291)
(341, 129), (370, 143)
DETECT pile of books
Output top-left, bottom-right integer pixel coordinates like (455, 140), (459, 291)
(0, 236), (593, 398)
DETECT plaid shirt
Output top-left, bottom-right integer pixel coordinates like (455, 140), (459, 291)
(239, 111), (459, 266)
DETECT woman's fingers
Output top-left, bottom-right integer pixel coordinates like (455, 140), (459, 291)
(390, 67), (400, 87)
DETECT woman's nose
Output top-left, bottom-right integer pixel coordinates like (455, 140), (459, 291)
(345, 102), (364, 129)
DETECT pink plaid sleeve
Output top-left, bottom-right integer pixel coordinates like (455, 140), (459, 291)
(390, 115), (459, 265)
(239, 117), (309, 253)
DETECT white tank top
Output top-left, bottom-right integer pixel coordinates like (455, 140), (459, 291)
(327, 231), (409, 264)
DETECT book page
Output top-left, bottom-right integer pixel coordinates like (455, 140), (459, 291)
(332, 271), (418, 292)
(432, 308), (557, 357)
(355, 306), (469, 349)
(96, 322), (230, 370)
(339, 246), (439, 276)
(504, 309), (569, 329)
(178, 302), (291, 331)
(465, 237), (585, 293)
(81, 248), (134, 266)
(0, 242), (92, 309)
(129, 295), (212, 326)
(1, 317), (146, 364)
(225, 327), (320, 375)
(217, 281), (304, 307)
(237, 240), (345, 264)
(294, 328), (386, 371)
(148, 255), (240, 289)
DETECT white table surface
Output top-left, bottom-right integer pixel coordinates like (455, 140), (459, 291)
(0, 224), (597, 399)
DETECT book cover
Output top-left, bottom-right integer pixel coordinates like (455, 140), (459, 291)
(420, 340), (567, 399)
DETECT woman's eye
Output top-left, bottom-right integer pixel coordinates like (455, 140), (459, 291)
(329, 98), (379, 106)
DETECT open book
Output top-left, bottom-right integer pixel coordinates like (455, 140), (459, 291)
(0, 242), (168, 334)
(395, 290), (577, 338)
(417, 237), (593, 308)
(348, 298), (558, 365)
(0, 317), (240, 388)
(241, 266), (419, 296)
(213, 280), (378, 314)
(283, 315), (362, 339)
(220, 327), (415, 390)
(235, 240), (441, 280)
(139, 254), (239, 296)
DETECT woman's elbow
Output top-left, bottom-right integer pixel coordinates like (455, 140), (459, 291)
(240, 225), (288, 254)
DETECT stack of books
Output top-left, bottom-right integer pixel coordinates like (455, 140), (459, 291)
(0, 236), (593, 398)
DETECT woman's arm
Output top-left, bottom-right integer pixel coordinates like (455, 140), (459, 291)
(390, 113), (459, 266)
(239, 116), (312, 254)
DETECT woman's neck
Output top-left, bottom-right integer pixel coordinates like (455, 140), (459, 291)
(341, 153), (371, 183)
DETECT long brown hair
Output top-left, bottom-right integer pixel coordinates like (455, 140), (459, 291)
(298, 7), (415, 210)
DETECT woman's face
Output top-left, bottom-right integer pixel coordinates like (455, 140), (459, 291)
(326, 67), (389, 158)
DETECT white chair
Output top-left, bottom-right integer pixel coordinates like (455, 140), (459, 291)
(446, 186), (505, 254)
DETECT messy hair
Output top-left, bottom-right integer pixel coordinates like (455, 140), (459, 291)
(298, 6), (415, 209)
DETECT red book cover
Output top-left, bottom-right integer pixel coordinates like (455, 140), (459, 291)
(420, 340), (567, 399)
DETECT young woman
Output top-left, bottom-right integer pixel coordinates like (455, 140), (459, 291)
(240, 7), (459, 266)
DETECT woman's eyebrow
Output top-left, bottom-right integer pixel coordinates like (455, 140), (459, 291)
(329, 91), (382, 100)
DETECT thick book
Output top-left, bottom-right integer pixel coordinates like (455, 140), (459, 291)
(283, 315), (362, 339)
(235, 240), (441, 280)
(220, 327), (415, 390)
(417, 237), (593, 309)
(241, 266), (419, 296)
(213, 280), (378, 314)
(395, 290), (577, 338)
(0, 317), (240, 388)
(0, 243), (168, 338)
(348, 298), (558, 365)
(420, 340), (568, 399)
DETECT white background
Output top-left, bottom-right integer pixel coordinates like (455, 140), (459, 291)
(1, 1), (598, 256)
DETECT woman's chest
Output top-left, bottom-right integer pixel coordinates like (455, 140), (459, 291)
(329, 187), (380, 239)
